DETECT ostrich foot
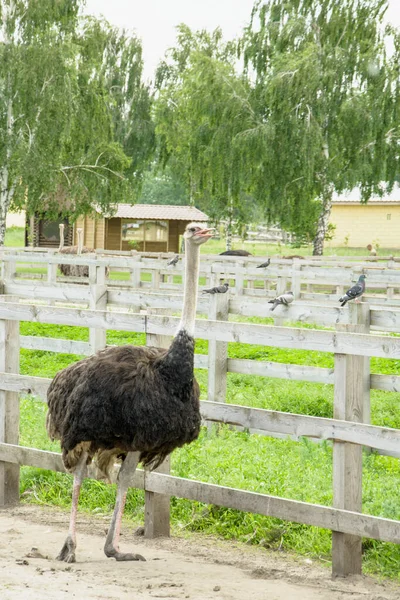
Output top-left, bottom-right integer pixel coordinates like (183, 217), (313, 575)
(104, 545), (146, 561)
(56, 535), (76, 563)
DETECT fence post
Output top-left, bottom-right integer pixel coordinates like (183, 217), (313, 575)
(89, 265), (107, 354)
(273, 276), (287, 326)
(207, 292), (229, 404)
(130, 255), (142, 289)
(291, 259), (301, 300)
(144, 307), (172, 538)
(332, 304), (369, 577)
(235, 260), (245, 295)
(0, 315), (20, 506)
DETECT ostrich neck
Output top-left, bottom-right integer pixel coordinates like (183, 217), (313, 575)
(178, 242), (200, 337)
(59, 228), (64, 251)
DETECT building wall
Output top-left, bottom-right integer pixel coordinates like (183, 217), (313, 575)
(327, 204), (400, 248)
(105, 218), (122, 250)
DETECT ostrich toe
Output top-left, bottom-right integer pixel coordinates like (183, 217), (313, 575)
(56, 535), (76, 563)
(114, 551), (146, 562)
(104, 545), (146, 561)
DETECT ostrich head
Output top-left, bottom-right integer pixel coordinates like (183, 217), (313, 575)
(183, 222), (214, 247)
(179, 222), (214, 336)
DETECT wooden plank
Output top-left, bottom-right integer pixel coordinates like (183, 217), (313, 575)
(207, 293), (229, 403)
(1, 440), (400, 545)
(20, 336), (91, 356)
(89, 266), (107, 353)
(5, 282), (91, 303)
(144, 472), (400, 545)
(0, 319), (20, 505)
(227, 358), (334, 383)
(332, 321), (365, 577)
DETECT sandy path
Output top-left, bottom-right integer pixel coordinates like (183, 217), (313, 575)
(0, 505), (399, 600)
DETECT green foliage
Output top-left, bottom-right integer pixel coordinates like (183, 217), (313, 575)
(0, 1), (154, 241)
(239, 0), (400, 253)
(155, 26), (259, 225)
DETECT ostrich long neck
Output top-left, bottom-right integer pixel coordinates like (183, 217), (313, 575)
(178, 241), (200, 337)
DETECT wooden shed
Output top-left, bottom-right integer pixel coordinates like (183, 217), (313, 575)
(326, 186), (400, 249)
(26, 204), (209, 253)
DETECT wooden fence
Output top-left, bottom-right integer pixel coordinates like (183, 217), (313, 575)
(2, 248), (400, 305)
(0, 281), (399, 577)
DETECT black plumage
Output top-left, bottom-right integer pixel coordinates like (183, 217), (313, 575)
(219, 250), (252, 256)
(47, 333), (200, 475)
(47, 222), (213, 564)
(339, 275), (366, 306)
(256, 258), (271, 268)
(202, 282), (229, 294)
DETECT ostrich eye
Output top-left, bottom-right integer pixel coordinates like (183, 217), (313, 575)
(189, 227), (197, 233)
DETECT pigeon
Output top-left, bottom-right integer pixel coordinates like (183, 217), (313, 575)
(167, 254), (179, 267)
(268, 291), (294, 311)
(256, 258), (271, 269)
(339, 274), (366, 306)
(202, 282), (230, 294)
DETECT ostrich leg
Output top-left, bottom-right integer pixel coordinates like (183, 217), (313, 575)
(104, 451), (145, 561)
(57, 451), (88, 563)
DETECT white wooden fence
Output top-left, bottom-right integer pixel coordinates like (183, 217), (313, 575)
(2, 248), (400, 305)
(0, 279), (399, 577)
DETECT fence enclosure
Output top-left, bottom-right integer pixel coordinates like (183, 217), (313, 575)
(0, 249), (400, 578)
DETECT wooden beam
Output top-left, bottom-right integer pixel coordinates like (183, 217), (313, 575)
(0, 318), (20, 506)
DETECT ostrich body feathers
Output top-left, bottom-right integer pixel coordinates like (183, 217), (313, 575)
(47, 330), (200, 478)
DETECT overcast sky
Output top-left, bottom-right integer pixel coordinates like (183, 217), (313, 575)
(84, 0), (400, 81)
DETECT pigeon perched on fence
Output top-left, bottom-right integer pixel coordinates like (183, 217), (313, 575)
(339, 275), (366, 306)
(256, 258), (271, 269)
(268, 291), (294, 311)
(202, 282), (229, 294)
(167, 255), (179, 267)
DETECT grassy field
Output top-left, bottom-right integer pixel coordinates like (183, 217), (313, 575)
(5, 225), (400, 578)
(15, 319), (400, 580)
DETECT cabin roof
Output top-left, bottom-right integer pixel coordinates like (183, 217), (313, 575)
(100, 204), (209, 221)
(333, 185), (400, 205)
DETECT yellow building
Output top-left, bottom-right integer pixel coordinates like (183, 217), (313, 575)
(326, 188), (400, 249)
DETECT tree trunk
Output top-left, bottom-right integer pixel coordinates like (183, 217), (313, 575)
(0, 168), (12, 247)
(225, 185), (233, 251)
(313, 185), (333, 256)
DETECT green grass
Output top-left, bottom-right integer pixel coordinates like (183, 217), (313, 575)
(15, 318), (400, 580)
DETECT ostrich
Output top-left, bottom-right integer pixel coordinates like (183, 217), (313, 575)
(46, 222), (213, 563)
(58, 225), (90, 277)
(219, 249), (252, 257)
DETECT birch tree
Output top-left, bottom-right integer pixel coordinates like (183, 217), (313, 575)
(0, 1), (152, 243)
(155, 26), (258, 248)
(240, 0), (400, 254)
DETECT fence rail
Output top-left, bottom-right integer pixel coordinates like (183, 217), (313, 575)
(2, 248), (400, 306)
(0, 276), (399, 577)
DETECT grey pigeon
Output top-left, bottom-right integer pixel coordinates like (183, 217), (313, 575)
(268, 291), (294, 311)
(339, 274), (366, 306)
(202, 282), (229, 294)
(167, 255), (179, 267)
(257, 258), (271, 269)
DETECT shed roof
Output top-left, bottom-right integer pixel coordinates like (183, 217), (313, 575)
(104, 204), (209, 221)
(333, 186), (400, 205)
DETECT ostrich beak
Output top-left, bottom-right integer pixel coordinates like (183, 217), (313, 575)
(195, 228), (215, 239)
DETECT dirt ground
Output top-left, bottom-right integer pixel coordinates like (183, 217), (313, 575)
(1, 505), (399, 600)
